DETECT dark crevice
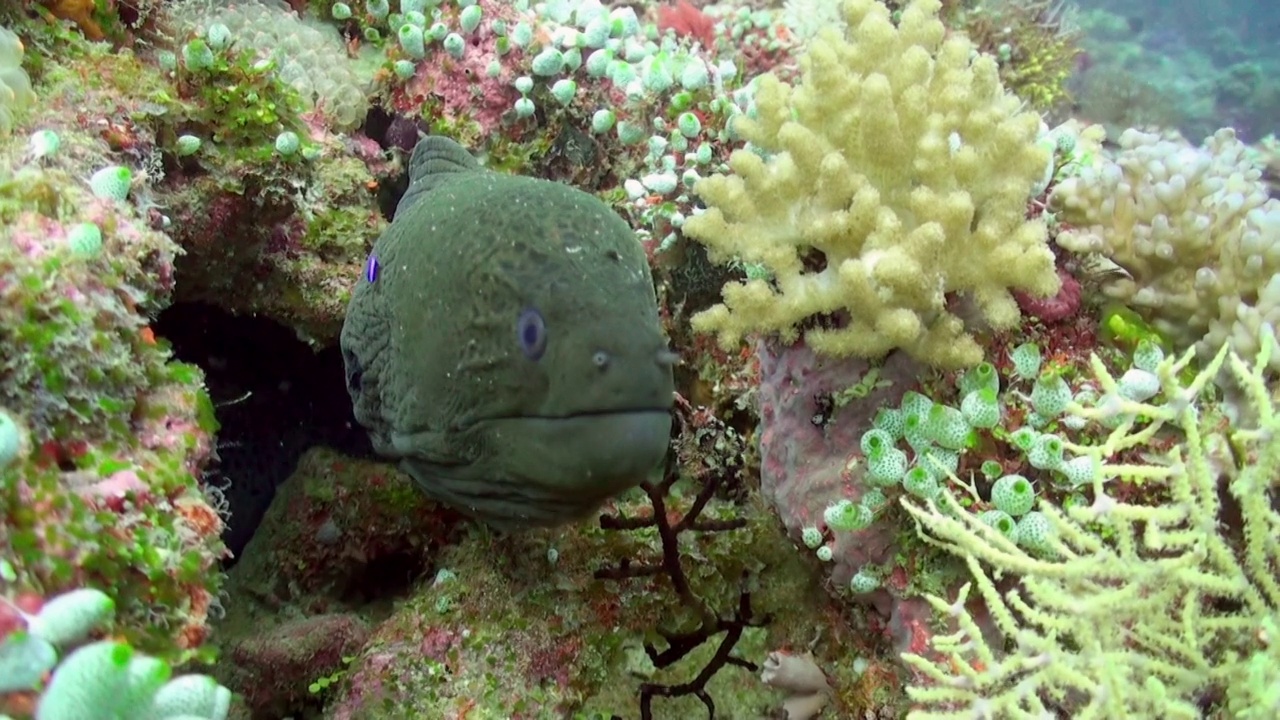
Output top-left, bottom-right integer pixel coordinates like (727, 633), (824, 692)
(153, 302), (373, 565)
(337, 552), (429, 605)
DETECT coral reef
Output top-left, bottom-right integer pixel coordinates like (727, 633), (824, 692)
(1051, 126), (1280, 369)
(685, 0), (1060, 369)
(1, 127), (226, 660)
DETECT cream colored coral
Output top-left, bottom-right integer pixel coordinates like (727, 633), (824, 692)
(684, 0), (1060, 369)
(1051, 127), (1280, 369)
(0, 26), (36, 137)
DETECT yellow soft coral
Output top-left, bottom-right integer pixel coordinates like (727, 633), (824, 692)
(685, 0), (1060, 369)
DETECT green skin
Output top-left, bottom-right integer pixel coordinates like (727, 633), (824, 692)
(340, 136), (676, 528)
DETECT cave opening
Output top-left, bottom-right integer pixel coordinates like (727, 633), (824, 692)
(152, 302), (373, 565)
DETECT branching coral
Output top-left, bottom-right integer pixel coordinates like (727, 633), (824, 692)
(898, 329), (1280, 718)
(685, 0), (1060, 369)
(1051, 127), (1280, 370)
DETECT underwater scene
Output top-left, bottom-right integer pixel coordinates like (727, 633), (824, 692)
(1, 0), (1278, 718)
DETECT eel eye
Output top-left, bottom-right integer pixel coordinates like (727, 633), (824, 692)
(516, 307), (547, 360)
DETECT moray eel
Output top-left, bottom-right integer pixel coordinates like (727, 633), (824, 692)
(340, 136), (676, 528)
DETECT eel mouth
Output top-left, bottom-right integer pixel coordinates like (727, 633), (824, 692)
(455, 406), (674, 430)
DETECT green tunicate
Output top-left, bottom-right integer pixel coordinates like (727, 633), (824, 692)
(1014, 511), (1053, 551)
(990, 474), (1035, 516)
(680, 59), (710, 90)
(860, 428), (893, 456)
(443, 33), (465, 59)
(958, 361), (999, 396)
(0, 409), (20, 467)
(182, 39), (215, 71)
(206, 23), (231, 51)
(902, 410), (929, 452)
(1010, 426), (1038, 451)
(824, 499), (872, 532)
(616, 120), (645, 145)
(900, 390), (932, 417)
(175, 134), (202, 157)
(1011, 342), (1042, 379)
(902, 466), (939, 500)
(1061, 455), (1096, 486)
(550, 79), (577, 105)
(1118, 368), (1160, 402)
(67, 223), (103, 258)
(394, 60), (417, 79)
(1132, 339), (1165, 373)
(510, 21), (534, 47)
(960, 387), (1000, 429)
(585, 48), (612, 77)
(676, 111), (701, 138)
(89, 165), (132, 201)
(850, 570), (880, 594)
(862, 489), (889, 514)
(1028, 433), (1065, 471)
(459, 4), (483, 33)
(398, 24), (426, 59)
(1030, 371), (1071, 418)
(367, 0), (390, 20)
(866, 447), (907, 487)
(275, 131), (300, 155)
(872, 406), (904, 439)
(925, 404), (973, 450)
(978, 509), (1016, 539)
(531, 48), (565, 76)
(590, 109), (616, 133)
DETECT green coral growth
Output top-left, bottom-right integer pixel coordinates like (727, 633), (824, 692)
(899, 329), (1280, 718)
(0, 587), (231, 719)
(168, 33), (308, 156)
